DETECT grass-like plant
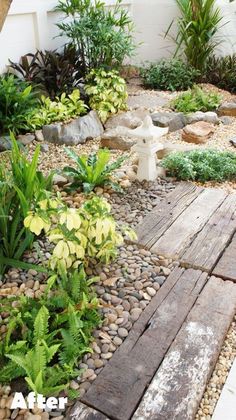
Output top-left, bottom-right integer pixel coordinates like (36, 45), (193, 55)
(171, 85), (221, 113)
(167, 0), (224, 72)
(63, 148), (127, 193)
(162, 149), (236, 182)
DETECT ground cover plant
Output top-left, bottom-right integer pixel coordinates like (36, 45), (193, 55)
(55, 0), (135, 74)
(26, 89), (87, 131)
(9, 45), (84, 99)
(0, 136), (53, 278)
(171, 85), (221, 113)
(168, 0), (224, 72)
(204, 54), (236, 93)
(0, 75), (38, 135)
(85, 69), (128, 123)
(63, 148), (127, 193)
(140, 59), (199, 91)
(162, 149), (236, 182)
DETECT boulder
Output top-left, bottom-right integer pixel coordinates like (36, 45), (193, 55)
(218, 102), (236, 117)
(182, 121), (215, 144)
(105, 109), (149, 130)
(151, 111), (186, 132)
(0, 135), (12, 152)
(17, 133), (35, 145)
(42, 111), (104, 145)
(101, 126), (135, 151)
(229, 136), (236, 148)
(52, 174), (68, 186)
(157, 141), (197, 159)
(185, 111), (219, 125)
(35, 129), (44, 142)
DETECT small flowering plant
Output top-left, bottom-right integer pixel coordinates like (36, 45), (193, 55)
(24, 195), (136, 275)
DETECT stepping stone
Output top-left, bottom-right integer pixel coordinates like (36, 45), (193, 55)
(81, 268), (208, 420)
(182, 121), (215, 144)
(180, 192), (236, 272)
(132, 277), (236, 420)
(213, 233), (236, 282)
(69, 401), (109, 419)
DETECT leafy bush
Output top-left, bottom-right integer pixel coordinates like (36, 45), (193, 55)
(168, 0), (224, 72)
(140, 59), (199, 91)
(85, 69), (128, 122)
(55, 0), (135, 74)
(162, 149), (236, 182)
(171, 85), (221, 113)
(0, 75), (38, 135)
(0, 136), (53, 277)
(9, 45), (84, 99)
(26, 89), (87, 131)
(204, 54), (236, 93)
(63, 148), (127, 193)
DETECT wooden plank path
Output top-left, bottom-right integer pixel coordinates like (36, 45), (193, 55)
(69, 183), (236, 420)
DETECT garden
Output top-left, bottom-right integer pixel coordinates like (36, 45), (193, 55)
(0, 0), (236, 419)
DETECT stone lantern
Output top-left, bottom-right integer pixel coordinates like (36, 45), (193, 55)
(130, 116), (168, 181)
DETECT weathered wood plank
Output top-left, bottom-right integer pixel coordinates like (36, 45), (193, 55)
(150, 188), (227, 259)
(181, 193), (236, 272)
(136, 182), (202, 249)
(213, 233), (236, 281)
(69, 401), (110, 420)
(132, 277), (236, 420)
(82, 268), (208, 420)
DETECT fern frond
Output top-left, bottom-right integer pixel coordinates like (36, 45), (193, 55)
(33, 306), (49, 343)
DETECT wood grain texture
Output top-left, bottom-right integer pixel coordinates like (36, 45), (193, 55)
(150, 188), (226, 259)
(133, 277), (236, 420)
(82, 268), (207, 420)
(136, 183), (202, 249)
(68, 401), (110, 420)
(213, 233), (236, 281)
(181, 193), (236, 272)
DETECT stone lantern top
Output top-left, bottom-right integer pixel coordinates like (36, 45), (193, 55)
(131, 115), (168, 144)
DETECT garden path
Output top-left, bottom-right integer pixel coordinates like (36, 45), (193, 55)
(68, 182), (236, 420)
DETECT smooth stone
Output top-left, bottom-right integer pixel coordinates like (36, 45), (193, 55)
(118, 327), (129, 338)
(130, 308), (142, 321)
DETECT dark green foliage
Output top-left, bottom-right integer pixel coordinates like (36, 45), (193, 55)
(9, 45), (84, 99)
(171, 85), (221, 113)
(0, 135), (53, 277)
(0, 266), (100, 396)
(140, 59), (199, 91)
(55, 0), (135, 74)
(63, 148), (127, 193)
(0, 75), (38, 135)
(204, 54), (236, 93)
(162, 149), (236, 182)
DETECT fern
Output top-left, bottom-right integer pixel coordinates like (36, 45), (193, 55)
(33, 305), (49, 343)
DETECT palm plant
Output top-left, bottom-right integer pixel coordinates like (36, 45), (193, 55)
(169, 0), (225, 72)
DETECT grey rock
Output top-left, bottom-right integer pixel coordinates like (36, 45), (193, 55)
(0, 135), (12, 151)
(42, 110), (104, 145)
(101, 126), (135, 151)
(105, 109), (150, 130)
(220, 116), (234, 125)
(52, 174), (68, 186)
(35, 129), (44, 142)
(40, 143), (49, 153)
(185, 111), (219, 125)
(151, 111), (185, 132)
(118, 327), (129, 338)
(218, 102), (236, 117)
(229, 136), (236, 148)
(17, 133), (35, 145)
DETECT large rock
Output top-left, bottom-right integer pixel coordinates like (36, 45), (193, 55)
(0, 135), (12, 151)
(157, 141), (197, 159)
(42, 111), (104, 145)
(101, 126), (135, 151)
(105, 109), (149, 130)
(17, 133), (35, 145)
(218, 102), (236, 117)
(151, 111), (185, 132)
(185, 111), (219, 125)
(182, 121), (215, 144)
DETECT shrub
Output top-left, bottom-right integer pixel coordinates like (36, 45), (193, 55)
(0, 136), (53, 277)
(167, 0), (224, 72)
(171, 85), (221, 113)
(63, 148), (127, 193)
(26, 89), (87, 131)
(162, 149), (236, 182)
(204, 54), (236, 93)
(140, 59), (199, 91)
(0, 75), (38, 135)
(55, 0), (135, 74)
(85, 69), (128, 123)
(9, 45), (84, 99)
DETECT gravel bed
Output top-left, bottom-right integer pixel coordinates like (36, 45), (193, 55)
(196, 316), (236, 419)
(0, 244), (177, 419)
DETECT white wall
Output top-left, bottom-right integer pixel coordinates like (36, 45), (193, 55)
(0, 0), (236, 73)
